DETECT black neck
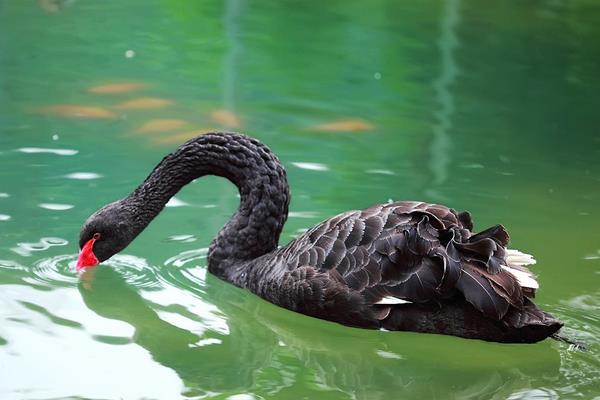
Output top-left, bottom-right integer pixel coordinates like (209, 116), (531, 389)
(126, 132), (290, 278)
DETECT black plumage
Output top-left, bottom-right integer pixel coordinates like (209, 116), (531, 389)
(78, 132), (563, 343)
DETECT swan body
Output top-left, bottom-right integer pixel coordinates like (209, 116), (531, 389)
(78, 132), (562, 343)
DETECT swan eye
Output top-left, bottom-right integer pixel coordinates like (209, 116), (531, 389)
(93, 232), (101, 240)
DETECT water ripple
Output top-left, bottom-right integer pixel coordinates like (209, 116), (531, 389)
(17, 147), (78, 156)
(7, 246), (200, 291)
(103, 254), (162, 289)
(552, 293), (600, 397)
(11, 237), (68, 257)
(24, 254), (79, 287)
(159, 248), (209, 295)
(15, 254), (162, 290)
(565, 294), (600, 312)
(164, 248), (208, 268)
(0, 259), (28, 271)
(168, 234), (197, 243)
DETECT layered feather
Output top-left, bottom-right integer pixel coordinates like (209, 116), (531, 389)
(277, 201), (542, 325)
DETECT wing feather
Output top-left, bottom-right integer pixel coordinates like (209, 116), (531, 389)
(456, 264), (510, 319)
(279, 201), (532, 321)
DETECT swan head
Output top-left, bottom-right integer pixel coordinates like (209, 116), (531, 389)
(76, 200), (136, 270)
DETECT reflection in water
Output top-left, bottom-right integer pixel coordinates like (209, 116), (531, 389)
(35, 104), (117, 119)
(37, 0), (76, 13)
(209, 109), (241, 129)
(307, 119), (374, 133)
(113, 97), (174, 110)
(76, 252), (564, 399)
(151, 130), (213, 145)
(0, 284), (180, 399)
(136, 118), (190, 134)
(87, 82), (146, 94)
(78, 266), (272, 398)
(427, 0), (460, 200)
(223, 0), (243, 116)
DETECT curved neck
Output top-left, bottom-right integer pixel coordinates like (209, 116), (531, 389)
(126, 132), (290, 278)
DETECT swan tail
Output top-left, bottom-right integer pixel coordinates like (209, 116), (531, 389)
(502, 249), (538, 297)
(446, 224), (544, 321)
(379, 298), (562, 343)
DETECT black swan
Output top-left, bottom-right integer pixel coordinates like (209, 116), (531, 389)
(77, 132), (563, 343)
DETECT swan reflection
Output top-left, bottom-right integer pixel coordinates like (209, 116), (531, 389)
(78, 263), (562, 399)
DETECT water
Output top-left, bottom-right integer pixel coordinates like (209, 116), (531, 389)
(1, 0), (600, 398)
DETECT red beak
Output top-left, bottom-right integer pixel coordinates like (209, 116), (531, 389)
(76, 236), (100, 270)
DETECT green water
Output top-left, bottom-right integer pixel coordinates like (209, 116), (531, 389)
(1, 0), (600, 398)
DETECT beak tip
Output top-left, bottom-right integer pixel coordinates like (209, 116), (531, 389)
(76, 253), (99, 271)
(76, 237), (100, 271)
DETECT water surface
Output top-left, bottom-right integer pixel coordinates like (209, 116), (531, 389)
(1, 1), (600, 399)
